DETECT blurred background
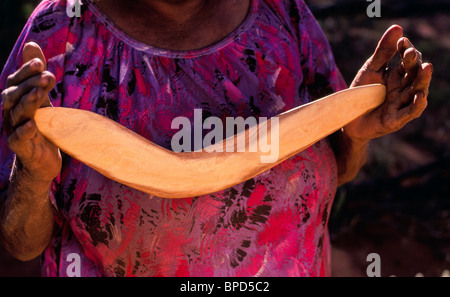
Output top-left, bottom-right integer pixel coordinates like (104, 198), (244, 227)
(0, 0), (449, 277)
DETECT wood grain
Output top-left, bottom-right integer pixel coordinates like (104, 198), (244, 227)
(34, 84), (386, 198)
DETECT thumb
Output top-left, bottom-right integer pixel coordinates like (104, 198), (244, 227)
(22, 42), (53, 108)
(367, 25), (403, 72)
(22, 42), (47, 70)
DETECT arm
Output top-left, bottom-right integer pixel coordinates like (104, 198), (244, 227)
(34, 84), (385, 198)
(0, 42), (60, 261)
(0, 159), (55, 261)
(331, 130), (369, 186)
(333, 25), (433, 186)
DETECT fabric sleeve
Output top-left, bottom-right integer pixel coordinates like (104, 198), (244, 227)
(0, 0), (68, 194)
(288, 0), (348, 99)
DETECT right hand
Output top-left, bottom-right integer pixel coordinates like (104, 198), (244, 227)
(1, 42), (61, 183)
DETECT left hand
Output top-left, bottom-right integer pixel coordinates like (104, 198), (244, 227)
(344, 25), (433, 143)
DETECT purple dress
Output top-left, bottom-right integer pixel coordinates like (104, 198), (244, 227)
(0, 0), (347, 276)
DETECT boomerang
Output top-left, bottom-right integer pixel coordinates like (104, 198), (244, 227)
(34, 84), (386, 198)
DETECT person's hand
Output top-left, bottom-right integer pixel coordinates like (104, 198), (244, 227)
(344, 25), (433, 143)
(1, 42), (61, 182)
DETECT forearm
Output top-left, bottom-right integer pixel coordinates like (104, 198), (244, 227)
(330, 129), (369, 186)
(0, 157), (55, 261)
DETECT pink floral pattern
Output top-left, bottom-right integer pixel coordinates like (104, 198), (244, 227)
(0, 0), (347, 276)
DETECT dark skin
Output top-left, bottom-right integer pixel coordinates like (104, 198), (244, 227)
(0, 0), (432, 261)
(0, 44), (59, 261)
(93, 0), (252, 50)
(336, 25), (432, 184)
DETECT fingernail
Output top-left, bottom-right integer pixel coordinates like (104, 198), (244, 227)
(400, 37), (408, 48)
(30, 60), (38, 68)
(405, 38), (412, 47)
(40, 76), (49, 85)
(31, 59), (41, 70)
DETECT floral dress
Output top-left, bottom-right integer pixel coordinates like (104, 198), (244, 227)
(0, 0), (347, 276)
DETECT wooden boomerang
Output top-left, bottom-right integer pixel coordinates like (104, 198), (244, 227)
(34, 84), (386, 198)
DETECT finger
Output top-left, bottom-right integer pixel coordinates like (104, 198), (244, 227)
(398, 91), (428, 122)
(10, 87), (48, 128)
(398, 38), (423, 62)
(6, 58), (45, 88)
(1, 71), (54, 112)
(393, 85), (416, 109)
(397, 37), (410, 57)
(398, 38), (423, 87)
(396, 61), (406, 77)
(385, 63), (405, 93)
(367, 25), (403, 72)
(7, 120), (38, 153)
(22, 42), (47, 70)
(411, 63), (433, 94)
(392, 63), (432, 109)
(402, 47), (421, 76)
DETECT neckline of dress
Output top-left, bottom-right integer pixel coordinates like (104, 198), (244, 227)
(84, 0), (259, 59)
